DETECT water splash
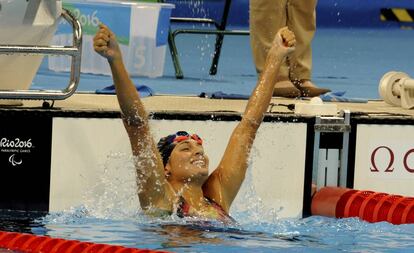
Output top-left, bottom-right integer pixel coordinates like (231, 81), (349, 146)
(81, 152), (141, 220)
(232, 152), (276, 222)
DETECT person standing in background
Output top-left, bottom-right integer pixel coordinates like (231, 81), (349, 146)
(250, 0), (330, 98)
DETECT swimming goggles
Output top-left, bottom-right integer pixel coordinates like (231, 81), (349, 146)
(172, 131), (203, 145)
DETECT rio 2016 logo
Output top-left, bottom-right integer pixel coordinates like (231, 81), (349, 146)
(370, 146), (414, 173)
(1, 137), (35, 167)
(0, 138), (33, 149)
(71, 9), (100, 28)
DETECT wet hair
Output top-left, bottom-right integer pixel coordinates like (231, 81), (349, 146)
(157, 134), (177, 167)
(157, 131), (203, 167)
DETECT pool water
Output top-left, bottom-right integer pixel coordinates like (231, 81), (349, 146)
(2, 161), (412, 253)
(0, 160), (413, 253)
(1, 208), (414, 253)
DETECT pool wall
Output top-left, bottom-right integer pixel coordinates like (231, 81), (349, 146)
(0, 109), (309, 218)
(1, 106), (414, 217)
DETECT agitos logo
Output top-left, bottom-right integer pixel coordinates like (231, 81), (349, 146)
(8, 154), (22, 167)
(370, 146), (414, 173)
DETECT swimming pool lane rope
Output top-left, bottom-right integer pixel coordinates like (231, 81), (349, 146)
(1, 187), (411, 253)
(312, 187), (414, 225)
(0, 231), (171, 253)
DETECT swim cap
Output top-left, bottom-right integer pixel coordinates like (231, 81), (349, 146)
(157, 131), (203, 166)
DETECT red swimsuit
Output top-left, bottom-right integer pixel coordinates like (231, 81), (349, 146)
(176, 197), (235, 224)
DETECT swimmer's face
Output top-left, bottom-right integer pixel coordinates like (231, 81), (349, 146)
(166, 139), (209, 183)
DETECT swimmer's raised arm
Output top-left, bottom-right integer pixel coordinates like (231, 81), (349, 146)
(93, 24), (173, 210)
(242, 27), (295, 125)
(203, 27), (296, 212)
(93, 24), (145, 125)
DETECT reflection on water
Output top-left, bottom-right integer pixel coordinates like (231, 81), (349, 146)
(0, 210), (46, 234)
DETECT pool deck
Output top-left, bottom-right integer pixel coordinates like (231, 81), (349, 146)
(6, 93), (414, 119)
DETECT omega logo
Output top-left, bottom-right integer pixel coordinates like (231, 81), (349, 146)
(370, 146), (414, 173)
